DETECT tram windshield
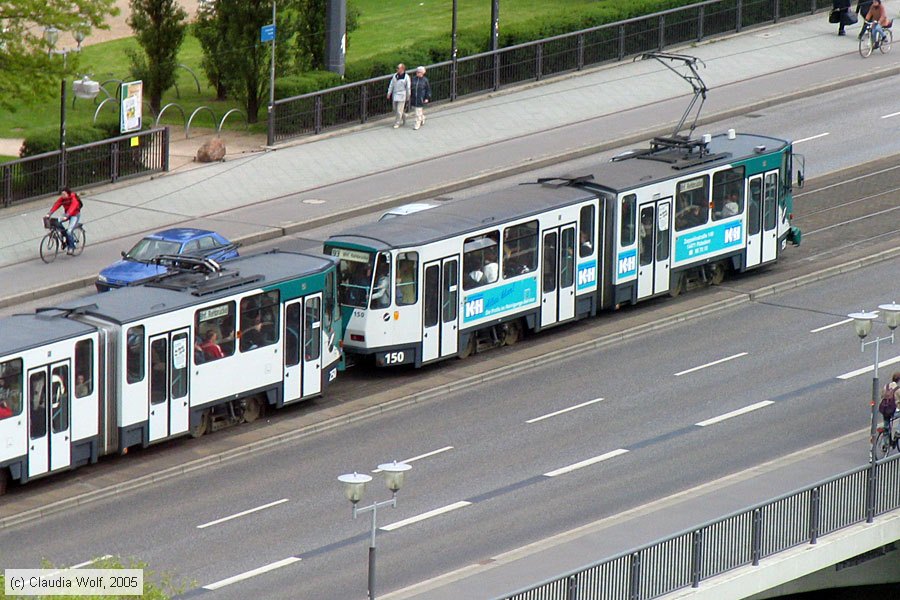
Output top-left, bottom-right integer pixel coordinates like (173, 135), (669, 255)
(327, 246), (375, 308)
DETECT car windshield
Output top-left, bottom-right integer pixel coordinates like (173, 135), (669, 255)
(127, 238), (182, 261)
(326, 246), (374, 308)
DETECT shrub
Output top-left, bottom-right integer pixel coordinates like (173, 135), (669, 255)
(275, 71), (346, 99)
(19, 125), (111, 158)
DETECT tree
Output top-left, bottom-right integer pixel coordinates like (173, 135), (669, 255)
(0, 0), (119, 111)
(127, 0), (188, 114)
(194, 1), (229, 100)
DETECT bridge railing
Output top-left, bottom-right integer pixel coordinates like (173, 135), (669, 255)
(270, 0), (830, 145)
(498, 452), (900, 600)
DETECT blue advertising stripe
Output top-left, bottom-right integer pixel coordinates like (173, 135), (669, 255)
(615, 248), (637, 282)
(576, 260), (598, 291)
(463, 277), (538, 323)
(674, 221), (743, 263)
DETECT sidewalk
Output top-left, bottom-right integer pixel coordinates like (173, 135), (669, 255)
(0, 13), (897, 307)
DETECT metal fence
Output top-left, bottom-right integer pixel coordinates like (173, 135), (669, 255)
(269, 0), (830, 145)
(499, 453), (900, 600)
(0, 127), (169, 208)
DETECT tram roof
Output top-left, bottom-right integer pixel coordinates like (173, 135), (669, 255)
(51, 250), (335, 324)
(0, 313), (96, 357)
(327, 184), (597, 251)
(586, 133), (790, 193)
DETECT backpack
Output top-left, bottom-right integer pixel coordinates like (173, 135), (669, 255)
(879, 384), (897, 419)
(72, 192), (83, 213)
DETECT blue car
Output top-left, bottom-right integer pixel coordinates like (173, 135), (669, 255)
(96, 228), (239, 291)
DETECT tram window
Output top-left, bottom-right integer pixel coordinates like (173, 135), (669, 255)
(712, 167), (745, 221)
(502, 222), (537, 279)
(442, 260), (458, 324)
(396, 252), (419, 306)
(285, 303), (302, 367)
(748, 178), (762, 235)
(542, 231), (558, 293)
(74, 339), (93, 398)
(656, 205), (670, 262)
(579, 206), (595, 257)
(195, 302), (236, 363)
(0, 358), (23, 420)
(304, 297), (321, 361)
(49, 364), (69, 434)
(764, 172), (778, 231)
(424, 265), (440, 328)
(464, 232), (499, 290)
(674, 176), (709, 231)
(171, 332), (188, 400)
(639, 207), (654, 266)
(329, 246), (375, 308)
(29, 371), (47, 439)
(126, 325), (145, 384)
(324, 270), (336, 328)
(620, 194), (636, 247)
(240, 291), (280, 352)
(370, 253), (392, 309)
(149, 339), (167, 405)
(561, 228), (575, 288)
(781, 151), (791, 200)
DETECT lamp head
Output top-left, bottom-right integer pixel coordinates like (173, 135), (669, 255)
(44, 26), (59, 50)
(878, 303), (900, 331)
(73, 28), (86, 48)
(849, 311), (877, 339)
(338, 472), (372, 504)
(378, 461), (412, 493)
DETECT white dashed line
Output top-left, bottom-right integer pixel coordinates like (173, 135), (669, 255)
(203, 557), (301, 590)
(793, 132), (829, 144)
(810, 317), (855, 333)
(881, 111), (900, 119)
(543, 449), (629, 477)
(380, 501), (472, 531)
(526, 398), (604, 423)
(197, 499), (289, 529)
(837, 355), (900, 380)
(46, 555), (114, 577)
(372, 446), (454, 473)
(696, 401), (773, 427)
(674, 352), (748, 377)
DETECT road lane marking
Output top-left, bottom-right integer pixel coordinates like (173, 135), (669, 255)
(881, 111), (900, 119)
(203, 557), (301, 590)
(795, 164), (900, 198)
(804, 204), (900, 236)
(837, 355), (900, 380)
(674, 352), (748, 377)
(372, 446), (454, 473)
(526, 398), (604, 423)
(793, 132), (829, 144)
(810, 317), (854, 333)
(696, 401), (773, 427)
(380, 501), (472, 531)
(197, 498), (289, 529)
(46, 555), (114, 577)
(543, 449), (629, 477)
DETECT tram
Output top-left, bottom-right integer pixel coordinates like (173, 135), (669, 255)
(0, 250), (341, 493)
(325, 130), (801, 367)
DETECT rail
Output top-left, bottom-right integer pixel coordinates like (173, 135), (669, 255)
(269, 0), (829, 145)
(497, 452), (900, 600)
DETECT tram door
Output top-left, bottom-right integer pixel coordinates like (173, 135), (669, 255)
(422, 258), (459, 363)
(745, 171), (780, 268)
(283, 295), (323, 401)
(636, 200), (672, 299)
(148, 328), (190, 442)
(541, 225), (577, 328)
(302, 294), (323, 398)
(761, 171), (779, 263)
(27, 361), (71, 478)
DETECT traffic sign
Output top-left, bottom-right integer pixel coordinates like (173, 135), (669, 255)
(261, 24), (276, 43)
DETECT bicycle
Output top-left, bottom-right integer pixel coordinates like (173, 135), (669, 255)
(873, 414), (899, 460)
(40, 216), (86, 264)
(859, 20), (893, 58)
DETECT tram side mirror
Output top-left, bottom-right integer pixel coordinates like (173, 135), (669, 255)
(121, 251), (127, 258)
(797, 170), (804, 189)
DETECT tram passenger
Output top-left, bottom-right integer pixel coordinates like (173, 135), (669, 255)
(201, 330), (225, 361)
(75, 374), (90, 397)
(0, 400), (11, 419)
(580, 230), (593, 255)
(370, 259), (391, 308)
(241, 312), (266, 351)
(675, 204), (703, 229)
(482, 247), (499, 284)
(639, 211), (654, 264)
(0, 376), (13, 418)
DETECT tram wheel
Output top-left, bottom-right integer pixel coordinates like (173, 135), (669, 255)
(709, 262), (726, 286)
(669, 273), (685, 298)
(0, 469), (8, 495)
(243, 397), (263, 423)
(190, 410), (211, 438)
(458, 334), (476, 359)
(501, 320), (522, 346)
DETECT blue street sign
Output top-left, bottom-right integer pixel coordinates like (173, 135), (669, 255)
(261, 24), (276, 43)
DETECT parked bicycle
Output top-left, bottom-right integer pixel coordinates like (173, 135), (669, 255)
(40, 216), (86, 263)
(859, 20), (893, 57)
(873, 414), (899, 460)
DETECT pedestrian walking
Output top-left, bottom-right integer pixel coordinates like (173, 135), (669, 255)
(410, 66), (432, 130)
(386, 63), (411, 129)
(832, 0), (852, 36)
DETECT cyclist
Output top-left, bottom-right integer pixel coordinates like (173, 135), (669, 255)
(46, 187), (83, 254)
(881, 372), (900, 439)
(865, 0), (892, 47)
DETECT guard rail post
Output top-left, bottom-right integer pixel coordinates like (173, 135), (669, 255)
(736, 0), (743, 33)
(659, 14), (666, 51)
(618, 24), (626, 61)
(775, 0), (781, 23)
(535, 44), (543, 82)
(110, 139), (119, 182)
(628, 551), (641, 600)
(360, 87), (368, 124)
(690, 529), (703, 587)
(493, 50), (501, 91)
(750, 508), (762, 566)
(809, 486), (820, 544)
(810, 0), (817, 15)
(866, 461), (877, 523)
(565, 573), (579, 600)
(698, 5), (705, 41)
(162, 126), (170, 171)
(59, 147), (67, 191)
(450, 57), (458, 101)
(2, 164), (11, 207)
(314, 95), (323, 134)
(577, 34), (585, 70)
(267, 103), (275, 146)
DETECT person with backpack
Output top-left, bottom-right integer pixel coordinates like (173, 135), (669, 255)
(879, 372), (900, 438)
(46, 187), (83, 254)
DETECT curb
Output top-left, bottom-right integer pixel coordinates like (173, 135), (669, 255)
(3, 240), (899, 530)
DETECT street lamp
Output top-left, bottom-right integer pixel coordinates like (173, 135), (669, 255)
(339, 461), (412, 600)
(45, 25), (89, 153)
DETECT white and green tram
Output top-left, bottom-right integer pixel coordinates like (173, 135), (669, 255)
(325, 132), (801, 367)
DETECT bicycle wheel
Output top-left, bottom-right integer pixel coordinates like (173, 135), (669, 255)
(40, 233), (59, 264)
(71, 226), (86, 256)
(880, 30), (892, 53)
(873, 430), (892, 460)
(860, 34), (873, 57)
